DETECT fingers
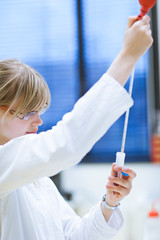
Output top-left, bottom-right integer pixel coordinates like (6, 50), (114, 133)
(135, 20), (151, 34)
(127, 16), (138, 29)
(108, 175), (132, 191)
(142, 15), (151, 24)
(127, 15), (151, 30)
(129, 14), (153, 43)
(122, 14), (153, 62)
(106, 172), (133, 199)
(106, 179), (131, 196)
(121, 167), (137, 180)
(113, 165), (136, 182)
(105, 165), (136, 206)
(133, 15), (152, 38)
(106, 165), (137, 199)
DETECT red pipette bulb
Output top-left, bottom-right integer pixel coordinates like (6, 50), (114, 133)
(137, 0), (157, 20)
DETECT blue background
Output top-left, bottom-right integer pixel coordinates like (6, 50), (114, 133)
(0, 0), (150, 162)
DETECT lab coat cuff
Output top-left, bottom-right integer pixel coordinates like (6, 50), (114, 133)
(101, 73), (134, 107)
(92, 202), (124, 237)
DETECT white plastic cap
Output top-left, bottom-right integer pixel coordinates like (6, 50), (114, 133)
(116, 152), (126, 167)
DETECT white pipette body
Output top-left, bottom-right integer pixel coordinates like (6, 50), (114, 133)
(116, 152), (126, 167)
(115, 152), (126, 178)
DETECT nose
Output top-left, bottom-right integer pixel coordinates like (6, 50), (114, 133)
(31, 113), (43, 126)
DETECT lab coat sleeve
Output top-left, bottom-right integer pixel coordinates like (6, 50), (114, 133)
(59, 192), (123, 240)
(0, 73), (133, 198)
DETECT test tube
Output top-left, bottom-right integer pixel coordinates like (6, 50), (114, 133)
(115, 151), (126, 178)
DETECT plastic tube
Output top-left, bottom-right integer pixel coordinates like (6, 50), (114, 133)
(121, 67), (135, 153)
(115, 152), (126, 178)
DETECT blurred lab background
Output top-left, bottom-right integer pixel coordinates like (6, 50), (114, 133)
(0, 0), (160, 239)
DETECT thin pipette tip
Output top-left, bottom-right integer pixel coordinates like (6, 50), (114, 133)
(120, 67), (135, 153)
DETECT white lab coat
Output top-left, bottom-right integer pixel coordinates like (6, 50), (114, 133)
(0, 73), (133, 239)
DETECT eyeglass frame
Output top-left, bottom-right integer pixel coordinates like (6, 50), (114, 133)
(0, 105), (47, 120)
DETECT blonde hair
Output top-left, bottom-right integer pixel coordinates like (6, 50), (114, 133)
(0, 59), (51, 118)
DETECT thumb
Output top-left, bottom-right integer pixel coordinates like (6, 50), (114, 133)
(126, 16), (138, 29)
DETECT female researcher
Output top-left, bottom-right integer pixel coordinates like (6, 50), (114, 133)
(0, 16), (152, 240)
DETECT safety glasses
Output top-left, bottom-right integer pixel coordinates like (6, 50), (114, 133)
(0, 105), (47, 120)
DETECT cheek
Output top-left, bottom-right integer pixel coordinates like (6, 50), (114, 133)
(3, 118), (29, 138)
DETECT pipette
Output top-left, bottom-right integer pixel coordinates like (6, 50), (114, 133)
(137, 0), (157, 20)
(115, 0), (157, 176)
(115, 68), (135, 178)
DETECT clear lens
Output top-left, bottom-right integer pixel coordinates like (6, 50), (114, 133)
(39, 105), (48, 115)
(23, 111), (37, 120)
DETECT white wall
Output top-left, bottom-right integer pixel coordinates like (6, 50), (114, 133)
(61, 163), (160, 240)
